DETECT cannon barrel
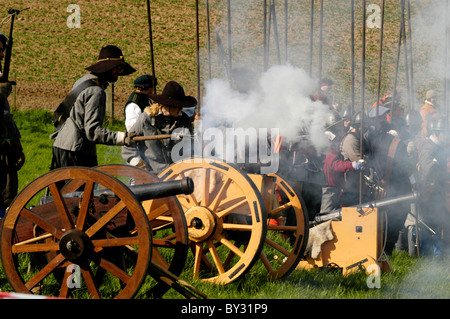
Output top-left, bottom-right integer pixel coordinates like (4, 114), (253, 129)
(356, 191), (419, 209)
(95, 177), (194, 201)
(314, 191), (419, 224)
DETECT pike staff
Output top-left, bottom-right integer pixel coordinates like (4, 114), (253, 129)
(400, 0), (412, 112)
(406, 0), (415, 112)
(309, 0), (314, 77)
(146, 0), (156, 92)
(360, 0), (367, 205)
(351, 0), (355, 114)
(196, 0), (201, 112)
(375, 0), (386, 127)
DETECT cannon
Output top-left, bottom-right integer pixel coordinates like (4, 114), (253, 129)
(0, 166), (201, 299)
(158, 157), (310, 285)
(297, 191), (421, 275)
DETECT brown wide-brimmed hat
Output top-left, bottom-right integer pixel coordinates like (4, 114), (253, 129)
(85, 45), (136, 76)
(149, 81), (197, 107)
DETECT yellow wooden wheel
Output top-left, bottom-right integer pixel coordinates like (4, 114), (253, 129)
(0, 167), (152, 299)
(158, 158), (267, 284)
(262, 174), (309, 279)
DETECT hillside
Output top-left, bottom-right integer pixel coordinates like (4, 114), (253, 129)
(0, 0), (447, 119)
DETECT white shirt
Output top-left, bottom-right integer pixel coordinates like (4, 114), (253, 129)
(125, 102), (142, 131)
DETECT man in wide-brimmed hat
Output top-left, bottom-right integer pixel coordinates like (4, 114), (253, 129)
(52, 45), (136, 169)
(122, 74), (157, 168)
(124, 81), (197, 172)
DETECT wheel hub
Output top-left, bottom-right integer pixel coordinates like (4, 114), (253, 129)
(185, 206), (217, 242)
(59, 229), (93, 261)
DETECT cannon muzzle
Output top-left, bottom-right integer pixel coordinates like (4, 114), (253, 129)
(314, 191), (419, 224)
(356, 191), (419, 209)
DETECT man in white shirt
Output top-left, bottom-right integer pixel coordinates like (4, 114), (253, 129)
(122, 74), (157, 167)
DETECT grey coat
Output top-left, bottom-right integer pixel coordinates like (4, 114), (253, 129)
(52, 74), (124, 156)
(123, 109), (193, 172)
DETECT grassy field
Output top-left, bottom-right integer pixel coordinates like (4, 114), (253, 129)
(0, 0), (448, 116)
(1, 109), (449, 300)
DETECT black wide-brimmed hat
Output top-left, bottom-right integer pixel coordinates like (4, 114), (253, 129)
(149, 81), (197, 107)
(85, 45), (136, 76)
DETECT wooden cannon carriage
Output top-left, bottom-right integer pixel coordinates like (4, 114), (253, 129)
(0, 160), (310, 298)
(0, 165), (205, 299)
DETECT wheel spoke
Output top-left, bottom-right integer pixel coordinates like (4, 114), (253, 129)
(92, 236), (139, 248)
(216, 198), (247, 219)
(202, 168), (211, 206)
(260, 250), (275, 275)
(19, 208), (64, 239)
(85, 200), (126, 238)
(269, 202), (293, 216)
(264, 236), (290, 256)
(214, 233), (244, 257)
(12, 241), (59, 253)
(95, 257), (131, 284)
(210, 176), (231, 211)
(146, 202), (170, 221)
(75, 181), (95, 231)
(25, 253), (66, 291)
(48, 183), (74, 230)
(152, 238), (177, 248)
(206, 239), (225, 274)
(79, 262), (100, 299)
(222, 223), (253, 231)
(267, 225), (298, 232)
(193, 242), (203, 277)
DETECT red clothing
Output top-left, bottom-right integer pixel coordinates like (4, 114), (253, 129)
(323, 148), (354, 188)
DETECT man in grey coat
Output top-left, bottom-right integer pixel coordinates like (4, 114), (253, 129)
(51, 45), (136, 168)
(124, 81), (196, 172)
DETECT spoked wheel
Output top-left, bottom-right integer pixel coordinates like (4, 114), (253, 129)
(0, 167), (152, 299)
(93, 164), (188, 297)
(159, 158), (267, 285)
(262, 174), (309, 279)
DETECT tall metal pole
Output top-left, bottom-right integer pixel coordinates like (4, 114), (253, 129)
(284, 0), (288, 64)
(360, 0), (367, 205)
(146, 0), (157, 92)
(445, 0), (449, 126)
(271, 0), (281, 65)
(351, 0), (355, 114)
(309, 0), (314, 77)
(195, 0), (201, 112)
(406, 0), (415, 112)
(264, 0), (268, 70)
(445, 0), (448, 120)
(401, 0), (411, 112)
(206, 0), (212, 80)
(227, 0), (232, 71)
(318, 0), (324, 82)
(393, 14), (403, 118)
(375, 0), (386, 124)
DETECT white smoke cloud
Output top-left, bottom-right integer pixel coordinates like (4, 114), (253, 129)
(200, 64), (331, 155)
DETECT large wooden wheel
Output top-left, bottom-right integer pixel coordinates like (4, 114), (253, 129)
(262, 174), (309, 279)
(93, 164), (188, 297)
(158, 158), (267, 284)
(0, 167), (152, 299)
